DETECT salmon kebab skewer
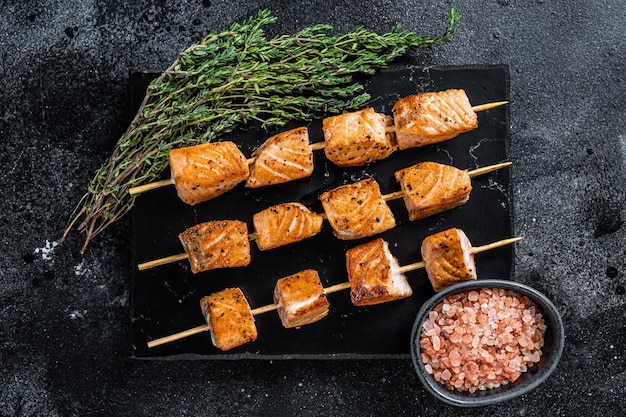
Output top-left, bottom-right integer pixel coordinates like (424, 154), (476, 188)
(148, 269), (333, 351)
(138, 203), (325, 273)
(146, 229), (522, 351)
(136, 161), (511, 272)
(129, 90), (507, 202)
(319, 160), (512, 240)
(320, 89), (506, 166)
(252, 202), (324, 251)
(128, 127), (314, 204)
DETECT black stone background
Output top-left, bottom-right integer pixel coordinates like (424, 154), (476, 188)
(1, 1), (625, 416)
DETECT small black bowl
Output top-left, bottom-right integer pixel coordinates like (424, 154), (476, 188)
(410, 279), (564, 407)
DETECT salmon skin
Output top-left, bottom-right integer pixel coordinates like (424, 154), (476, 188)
(273, 269), (330, 329)
(322, 108), (397, 167)
(420, 228), (477, 292)
(169, 141), (250, 206)
(346, 238), (412, 306)
(252, 202), (324, 251)
(178, 220), (251, 274)
(246, 127), (314, 188)
(200, 287), (257, 351)
(394, 161), (472, 221)
(319, 178), (396, 240)
(392, 89), (478, 150)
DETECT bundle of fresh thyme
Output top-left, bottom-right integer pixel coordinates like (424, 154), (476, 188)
(63, 8), (460, 253)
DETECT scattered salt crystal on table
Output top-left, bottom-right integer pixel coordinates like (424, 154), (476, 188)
(34, 240), (59, 262)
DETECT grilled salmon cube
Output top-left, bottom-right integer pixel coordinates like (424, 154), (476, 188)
(200, 287), (257, 351)
(169, 141), (250, 206)
(392, 89), (478, 150)
(273, 269), (330, 328)
(322, 108), (397, 167)
(253, 202), (324, 251)
(178, 220), (251, 273)
(346, 238), (412, 306)
(246, 127), (314, 188)
(421, 228), (477, 292)
(394, 161), (472, 221)
(319, 178), (396, 240)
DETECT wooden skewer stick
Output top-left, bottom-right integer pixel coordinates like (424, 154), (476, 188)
(137, 161), (512, 271)
(137, 253), (189, 270)
(148, 324), (209, 348)
(148, 281), (354, 347)
(471, 101), (509, 113)
(129, 178), (174, 195)
(147, 236), (522, 348)
(467, 161), (512, 177)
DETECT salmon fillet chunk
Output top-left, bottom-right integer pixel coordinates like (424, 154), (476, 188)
(273, 269), (330, 328)
(253, 202), (324, 251)
(421, 228), (477, 292)
(346, 238), (412, 306)
(319, 178), (396, 240)
(246, 127), (314, 188)
(178, 220), (251, 273)
(169, 141), (250, 206)
(200, 288), (257, 351)
(322, 108), (397, 167)
(394, 161), (472, 221)
(392, 89), (478, 150)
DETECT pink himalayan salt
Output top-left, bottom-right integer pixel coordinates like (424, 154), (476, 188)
(419, 288), (546, 393)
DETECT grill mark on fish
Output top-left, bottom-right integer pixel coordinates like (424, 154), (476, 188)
(253, 146), (309, 181)
(253, 203), (323, 250)
(246, 127), (313, 188)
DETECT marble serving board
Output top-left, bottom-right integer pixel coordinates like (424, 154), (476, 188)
(130, 65), (512, 359)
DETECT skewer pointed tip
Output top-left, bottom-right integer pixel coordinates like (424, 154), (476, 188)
(472, 236), (524, 255)
(472, 101), (509, 112)
(138, 252), (189, 271)
(469, 161), (512, 177)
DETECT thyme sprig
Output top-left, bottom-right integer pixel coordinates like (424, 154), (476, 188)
(63, 8), (460, 253)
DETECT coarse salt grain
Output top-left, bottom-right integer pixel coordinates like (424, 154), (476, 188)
(419, 288), (546, 393)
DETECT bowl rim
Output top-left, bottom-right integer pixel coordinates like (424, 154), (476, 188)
(410, 279), (564, 407)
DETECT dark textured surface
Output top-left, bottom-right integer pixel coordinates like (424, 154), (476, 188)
(1, 1), (625, 416)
